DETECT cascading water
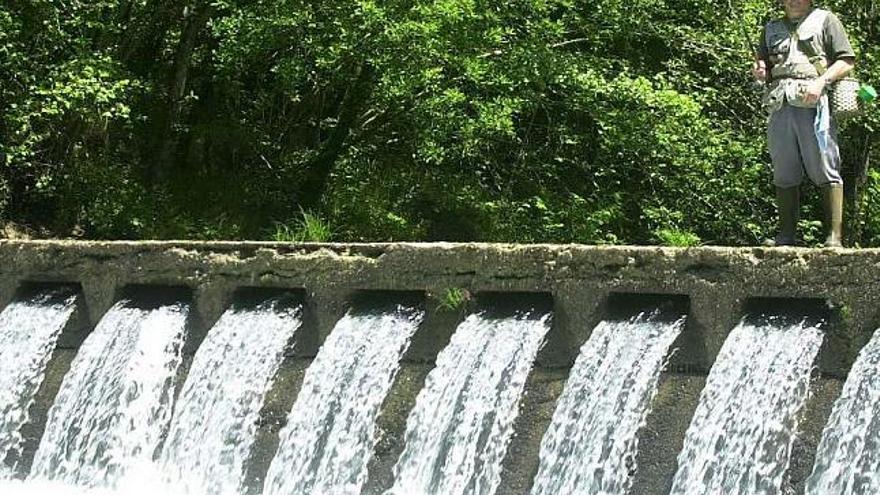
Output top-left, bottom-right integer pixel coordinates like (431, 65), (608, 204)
(263, 304), (424, 495)
(669, 315), (824, 495)
(0, 288), (78, 477)
(28, 298), (190, 489)
(158, 296), (303, 495)
(805, 328), (880, 494)
(530, 310), (685, 495)
(386, 310), (552, 495)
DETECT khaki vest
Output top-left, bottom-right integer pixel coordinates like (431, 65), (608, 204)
(763, 9), (829, 112)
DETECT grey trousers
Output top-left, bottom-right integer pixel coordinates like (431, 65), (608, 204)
(768, 103), (842, 188)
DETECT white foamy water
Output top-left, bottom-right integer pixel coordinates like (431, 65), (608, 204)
(0, 479), (137, 495)
(669, 316), (824, 495)
(386, 311), (552, 495)
(530, 311), (685, 494)
(0, 290), (77, 476)
(806, 328), (880, 494)
(0, 478), (182, 495)
(263, 304), (424, 495)
(159, 297), (303, 495)
(29, 299), (190, 489)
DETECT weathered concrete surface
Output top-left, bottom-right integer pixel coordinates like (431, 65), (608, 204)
(2, 241), (877, 372)
(8, 286), (91, 477)
(631, 373), (707, 495)
(1, 241), (878, 492)
(244, 357), (312, 493)
(497, 368), (570, 494)
(13, 349), (79, 477)
(363, 363), (436, 495)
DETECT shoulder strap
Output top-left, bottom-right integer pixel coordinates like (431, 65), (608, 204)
(764, 18), (788, 46)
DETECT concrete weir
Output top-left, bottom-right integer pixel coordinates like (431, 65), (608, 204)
(2, 240), (880, 494)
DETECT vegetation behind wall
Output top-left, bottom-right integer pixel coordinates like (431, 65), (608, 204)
(0, 0), (877, 245)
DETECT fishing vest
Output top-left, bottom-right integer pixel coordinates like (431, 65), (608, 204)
(763, 8), (830, 113)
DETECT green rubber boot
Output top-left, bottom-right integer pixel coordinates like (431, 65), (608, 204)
(764, 186), (799, 247)
(822, 184), (844, 248)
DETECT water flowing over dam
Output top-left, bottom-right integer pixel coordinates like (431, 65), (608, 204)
(0, 287), (78, 477)
(806, 327), (880, 494)
(670, 314), (824, 494)
(1, 240), (880, 494)
(30, 297), (190, 488)
(160, 294), (303, 495)
(387, 310), (551, 495)
(530, 308), (686, 495)
(264, 303), (423, 495)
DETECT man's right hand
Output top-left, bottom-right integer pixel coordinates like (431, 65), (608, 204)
(752, 60), (767, 83)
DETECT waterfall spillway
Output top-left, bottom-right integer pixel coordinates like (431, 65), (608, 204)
(806, 328), (880, 494)
(0, 278), (860, 495)
(159, 296), (303, 495)
(530, 310), (685, 495)
(386, 310), (552, 495)
(0, 289), (78, 477)
(263, 304), (424, 495)
(669, 315), (824, 495)
(28, 299), (189, 489)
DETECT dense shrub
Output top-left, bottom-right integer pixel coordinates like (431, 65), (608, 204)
(0, 1), (876, 245)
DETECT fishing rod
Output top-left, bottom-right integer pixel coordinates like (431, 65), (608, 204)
(727, 0), (766, 92)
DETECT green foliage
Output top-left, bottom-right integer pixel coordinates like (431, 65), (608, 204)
(60, 162), (152, 239)
(437, 287), (470, 312)
(0, 1), (877, 245)
(272, 211), (333, 243)
(837, 303), (852, 323)
(271, 224), (299, 243)
(861, 170), (880, 246)
(656, 229), (702, 247)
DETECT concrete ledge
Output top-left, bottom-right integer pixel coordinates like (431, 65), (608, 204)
(2, 241), (877, 373)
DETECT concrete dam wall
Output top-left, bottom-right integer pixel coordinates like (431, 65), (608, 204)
(2, 240), (880, 494)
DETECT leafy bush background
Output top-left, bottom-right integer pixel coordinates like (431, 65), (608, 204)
(1, 0), (877, 245)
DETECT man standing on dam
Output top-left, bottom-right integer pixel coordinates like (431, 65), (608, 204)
(753, 0), (856, 247)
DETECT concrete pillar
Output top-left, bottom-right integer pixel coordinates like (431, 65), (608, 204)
(821, 288), (880, 377)
(296, 287), (352, 357)
(0, 278), (19, 311)
(404, 288), (467, 363)
(671, 283), (744, 372)
(537, 281), (608, 368)
(186, 280), (237, 355)
(80, 275), (119, 328)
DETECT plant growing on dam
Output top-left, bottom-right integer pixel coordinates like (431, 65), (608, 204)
(0, 1), (876, 245)
(437, 288), (471, 312)
(655, 229), (702, 248)
(273, 211), (334, 243)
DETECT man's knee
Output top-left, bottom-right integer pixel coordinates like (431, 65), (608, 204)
(804, 158), (842, 186)
(773, 164), (804, 188)
(773, 159), (804, 188)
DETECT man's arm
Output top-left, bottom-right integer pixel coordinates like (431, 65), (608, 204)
(802, 58), (855, 105)
(820, 58), (856, 86)
(752, 27), (769, 82)
(753, 57), (768, 82)
(803, 13), (856, 105)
